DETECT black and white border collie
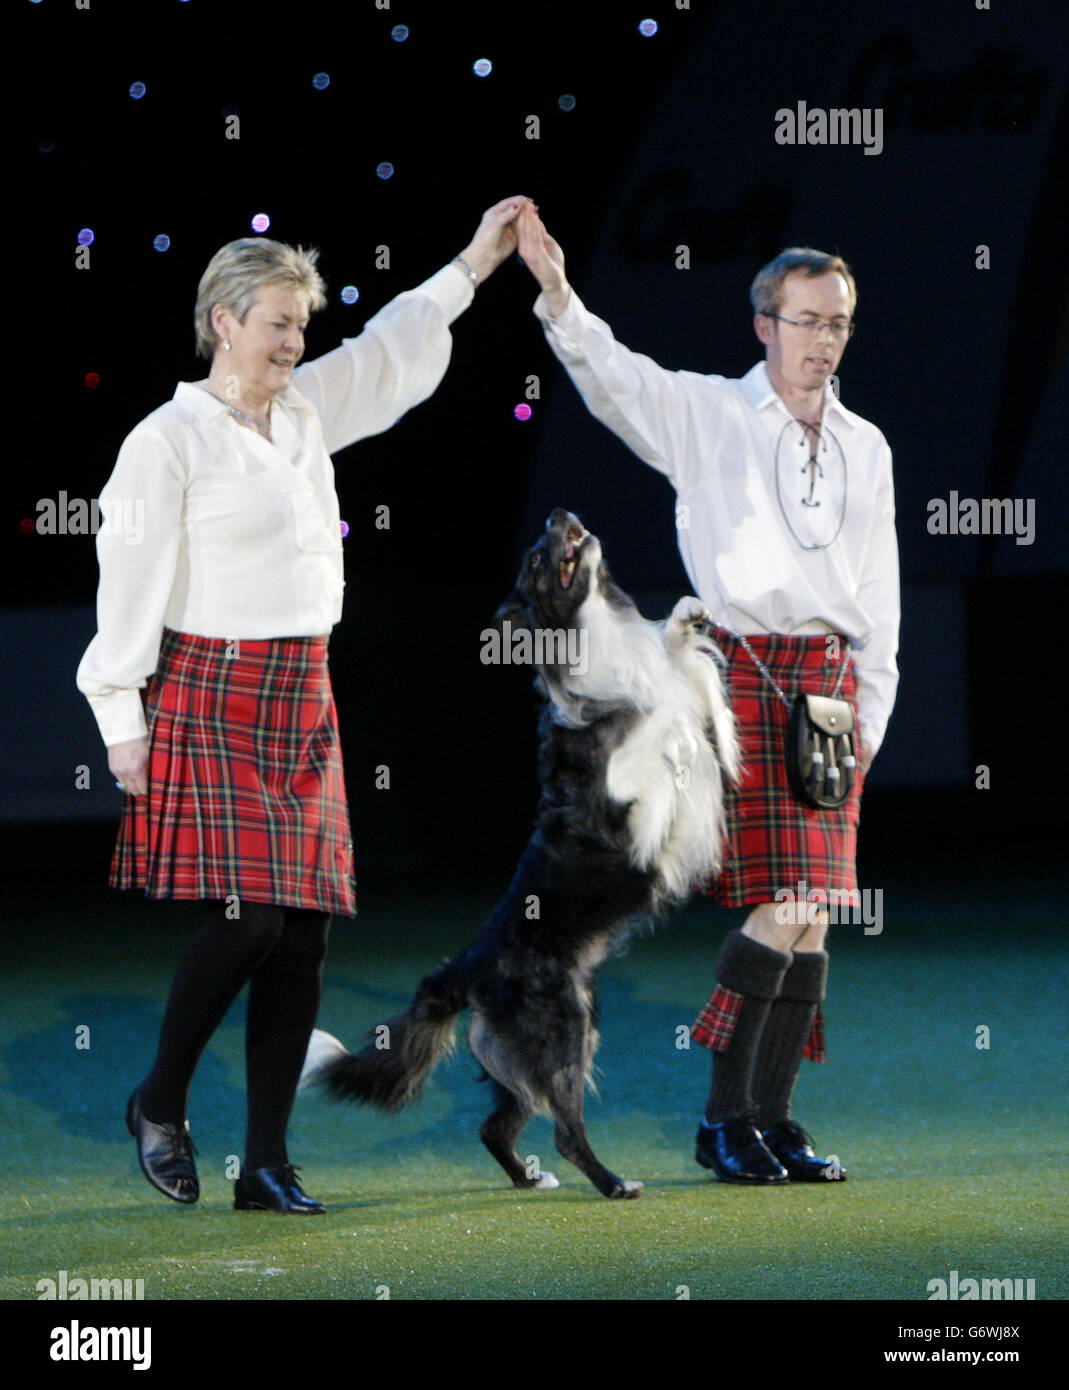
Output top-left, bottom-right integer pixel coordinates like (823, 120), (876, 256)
(303, 509), (739, 1198)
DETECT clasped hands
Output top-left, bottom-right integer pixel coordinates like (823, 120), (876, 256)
(460, 196), (570, 316)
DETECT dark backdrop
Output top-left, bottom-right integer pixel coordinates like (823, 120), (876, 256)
(6, 0), (1066, 887)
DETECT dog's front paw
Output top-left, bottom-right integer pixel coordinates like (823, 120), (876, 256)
(671, 596), (711, 629)
(667, 597), (712, 649)
(607, 1179), (644, 1199)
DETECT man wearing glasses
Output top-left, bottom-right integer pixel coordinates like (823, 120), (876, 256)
(516, 204), (899, 1187)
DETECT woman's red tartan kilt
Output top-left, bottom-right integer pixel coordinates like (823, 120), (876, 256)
(691, 628), (865, 1062)
(110, 628), (356, 917)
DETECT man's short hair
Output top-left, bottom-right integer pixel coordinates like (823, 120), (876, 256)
(750, 247), (857, 319)
(193, 238), (328, 359)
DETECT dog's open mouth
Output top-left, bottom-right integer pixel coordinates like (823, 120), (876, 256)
(559, 523), (588, 590)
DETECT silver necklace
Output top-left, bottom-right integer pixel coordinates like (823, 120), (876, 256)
(208, 391), (271, 439)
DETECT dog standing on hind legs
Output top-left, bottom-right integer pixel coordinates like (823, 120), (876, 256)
(303, 509), (739, 1198)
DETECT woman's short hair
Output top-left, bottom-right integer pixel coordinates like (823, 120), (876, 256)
(194, 238), (328, 359)
(749, 247), (857, 319)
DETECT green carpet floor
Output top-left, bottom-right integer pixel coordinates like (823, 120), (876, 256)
(1, 867), (1065, 1302)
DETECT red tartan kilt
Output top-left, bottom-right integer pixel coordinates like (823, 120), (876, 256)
(110, 628), (356, 916)
(707, 628), (864, 908)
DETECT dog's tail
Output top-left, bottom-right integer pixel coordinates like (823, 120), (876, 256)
(310, 960), (471, 1112)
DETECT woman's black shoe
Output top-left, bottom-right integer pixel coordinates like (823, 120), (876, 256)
(234, 1164), (326, 1214)
(695, 1115), (789, 1184)
(761, 1119), (847, 1181)
(125, 1089), (199, 1204)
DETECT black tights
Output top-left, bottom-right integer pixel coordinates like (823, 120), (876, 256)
(138, 900), (331, 1170)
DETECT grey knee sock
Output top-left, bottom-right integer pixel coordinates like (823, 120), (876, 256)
(704, 930), (792, 1124)
(753, 949), (829, 1128)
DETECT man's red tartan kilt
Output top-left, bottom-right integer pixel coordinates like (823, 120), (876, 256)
(706, 628), (864, 907)
(691, 629), (864, 1063)
(110, 628), (356, 917)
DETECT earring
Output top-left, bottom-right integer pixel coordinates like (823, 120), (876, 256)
(223, 339), (232, 352)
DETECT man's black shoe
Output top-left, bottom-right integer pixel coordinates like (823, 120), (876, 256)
(761, 1119), (847, 1181)
(695, 1116), (789, 1184)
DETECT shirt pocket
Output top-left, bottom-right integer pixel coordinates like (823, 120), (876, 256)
(287, 488), (337, 553)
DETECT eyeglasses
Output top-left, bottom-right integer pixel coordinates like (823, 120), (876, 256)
(766, 314), (856, 339)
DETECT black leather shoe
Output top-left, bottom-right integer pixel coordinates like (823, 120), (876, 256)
(125, 1089), (198, 1204)
(761, 1119), (847, 1181)
(695, 1116), (789, 1184)
(234, 1164), (326, 1214)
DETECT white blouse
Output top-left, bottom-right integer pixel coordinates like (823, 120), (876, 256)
(77, 264), (474, 747)
(534, 288), (900, 754)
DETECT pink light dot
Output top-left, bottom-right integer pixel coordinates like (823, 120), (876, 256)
(513, 403), (532, 421)
(339, 520), (350, 538)
(251, 212), (271, 233)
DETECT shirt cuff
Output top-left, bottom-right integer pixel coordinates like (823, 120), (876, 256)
(533, 286), (580, 331)
(85, 690), (148, 748)
(415, 264), (476, 325)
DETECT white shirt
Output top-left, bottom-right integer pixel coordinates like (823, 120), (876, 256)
(534, 289), (900, 754)
(78, 264), (474, 747)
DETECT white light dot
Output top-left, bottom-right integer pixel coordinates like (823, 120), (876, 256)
(376, 162), (394, 180)
(638, 18), (658, 37)
(340, 285), (359, 305)
(473, 58), (493, 77)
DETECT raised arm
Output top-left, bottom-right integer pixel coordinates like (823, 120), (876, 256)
(294, 196), (529, 454)
(516, 205), (698, 485)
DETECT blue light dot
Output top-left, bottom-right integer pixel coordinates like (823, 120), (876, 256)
(312, 72), (330, 90)
(340, 285), (359, 305)
(153, 234), (171, 253)
(77, 228), (95, 247)
(39, 139), (55, 153)
(391, 25), (409, 42)
(638, 18), (658, 37)
(376, 161), (394, 180)
(251, 212), (271, 233)
(129, 81), (147, 100)
(473, 58), (493, 77)
(558, 94), (576, 112)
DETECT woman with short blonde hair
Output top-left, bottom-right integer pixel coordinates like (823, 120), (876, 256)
(78, 196), (529, 1214)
